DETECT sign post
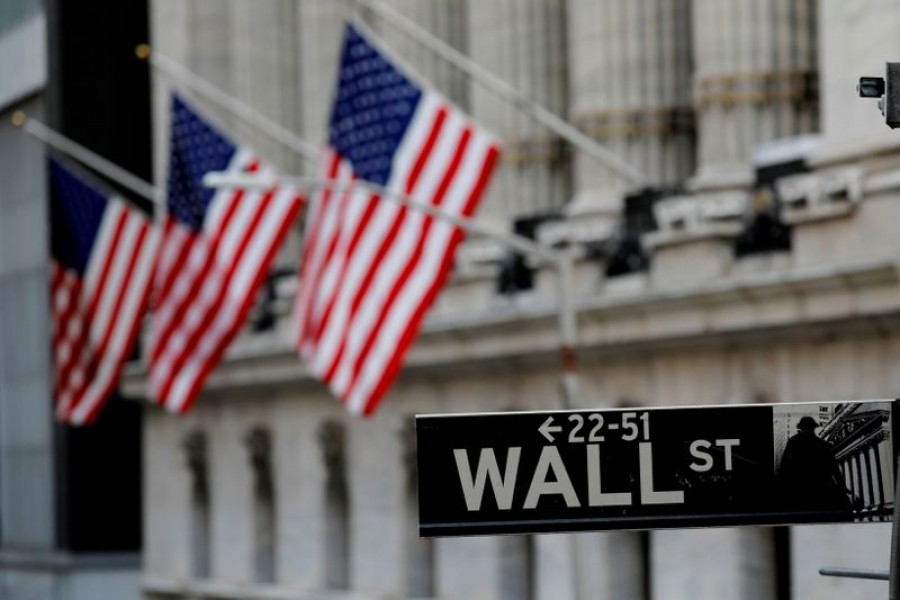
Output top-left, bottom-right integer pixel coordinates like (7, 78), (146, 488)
(417, 400), (896, 537)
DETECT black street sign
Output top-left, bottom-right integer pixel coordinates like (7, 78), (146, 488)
(416, 400), (897, 537)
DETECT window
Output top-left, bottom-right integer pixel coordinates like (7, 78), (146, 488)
(184, 430), (210, 579)
(245, 426), (276, 583)
(320, 420), (350, 589)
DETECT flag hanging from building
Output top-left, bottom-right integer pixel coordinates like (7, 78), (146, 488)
(293, 23), (501, 416)
(49, 158), (159, 425)
(148, 95), (303, 414)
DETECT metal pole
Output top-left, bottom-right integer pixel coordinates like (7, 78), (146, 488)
(555, 247), (580, 410)
(136, 45), (320, 162)
(204, 171), (581, 400)
(351, 0), (647, 187)
(12, 112), (162, 204)
(203, 172), (556, 263)
(890, 451), (900, 600)
(819, 567), (889, 582)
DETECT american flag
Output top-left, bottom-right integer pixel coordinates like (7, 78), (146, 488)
(49, 158), (159, 425)
(293, 24), (501, 416)
(148, 95), (303, 413)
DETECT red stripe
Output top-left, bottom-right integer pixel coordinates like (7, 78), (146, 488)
(153, 219), (189, 308)
(65, 220), (151, 422)
(152, 158), (261, 363)
(52, 276), (84, 399)
(295, 153), (343, 347)
(344, 127), (472, 399)
(361, 144), (500, 416)
(311, 192), (380, 348)
(79, 221), (159, 424)
(304, 187), (353, 347)
(55, 209), (129, 399)
(150, 189), (246, 365)
(177, 193), (303, 413)
(51, 270), (82, 351)
(318, 108), (449, 381)
(156, 189), (277, 405)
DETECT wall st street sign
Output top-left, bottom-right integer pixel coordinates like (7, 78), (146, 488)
(416, 400), (897, 537)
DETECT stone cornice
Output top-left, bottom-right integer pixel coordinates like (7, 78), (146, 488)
(123, 259), (900, 399)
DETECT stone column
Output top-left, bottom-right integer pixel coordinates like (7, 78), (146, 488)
(567, 0), (695, 216)
(230, 0), (301, 173)
(468, 0), (571, 222)
(379, 0), (469, 110)
(652, 528), (776, 600)
(691, 0), (818, 189)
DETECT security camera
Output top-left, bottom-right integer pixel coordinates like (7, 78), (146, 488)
(857, 77), (885, 98)
(859, 63), (900, 128)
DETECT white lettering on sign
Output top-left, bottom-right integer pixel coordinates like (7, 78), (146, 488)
(453, 448), (521, 511)
(639, 442), (685, 505)
(453, 442), (688, 511)
(689, 438), (741, 472)
(523, 446), (581, 509)
(587, 444), (632, 506)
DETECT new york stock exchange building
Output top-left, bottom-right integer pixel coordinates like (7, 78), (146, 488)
(129, 1), (900, 600)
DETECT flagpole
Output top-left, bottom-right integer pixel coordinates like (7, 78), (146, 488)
(136, 45), (320, 163)
(350, 0), (647, 187)
(204, 172), (581, 407)
(11, 112), (163, 205)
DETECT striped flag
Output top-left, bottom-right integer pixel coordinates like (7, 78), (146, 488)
(49, 158), (159, 425)
(293, 23), (501, 416)
(148, 95), (303, 414)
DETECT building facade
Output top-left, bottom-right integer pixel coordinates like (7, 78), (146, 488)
(0, 1), (149, 598)
(112, 0), (900, 599)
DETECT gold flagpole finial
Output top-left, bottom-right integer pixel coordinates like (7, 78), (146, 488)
(135, 44), (152, 60)
(11, 111), (27, 127)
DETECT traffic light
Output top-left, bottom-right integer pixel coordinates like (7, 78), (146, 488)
(858, 62), (900, 128)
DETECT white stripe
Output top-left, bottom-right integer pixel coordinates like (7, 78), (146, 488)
(347, 130), (494, 412)
(55, 203), (125, 402)
(165, 189), (299, 412)
(69, 220), (159, 424)
(305, 184), (372, 340)
(308, 94), (444, 381)
(149, 146), (254, 381)
(202, 148), (257, 237)
(324, 99), (461, 394)
(149, 222), (193, 352)
(88, 207), (141, 349)
(294, 158), (354, 352)
(148, 232), (211, 398)
(79, 200), (122, 312)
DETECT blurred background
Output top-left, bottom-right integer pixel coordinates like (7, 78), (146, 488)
(3, 0), (900, 598)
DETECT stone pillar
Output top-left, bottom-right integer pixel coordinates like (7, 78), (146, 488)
(468, 0), (571, 222)
(652, 528), (776, 600)
(0, 95), (56, 594)
(230, 0), (301, 173)
(691, 0), (818, 189)
(379, 0), (469, 110)
(568, 0), (695, 216)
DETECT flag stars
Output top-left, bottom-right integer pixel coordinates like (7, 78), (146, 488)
(329, 25), (423, 186)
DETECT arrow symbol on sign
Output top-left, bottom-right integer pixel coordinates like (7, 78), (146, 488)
(538, 416), (562, 442)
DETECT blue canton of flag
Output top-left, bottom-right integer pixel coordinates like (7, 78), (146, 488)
(49, 158), (159, 425)
(166, 95), (238, 231)
(293, 22), (501, 416)
(148, 94), (303, 414)
(328, 24), (423, 186)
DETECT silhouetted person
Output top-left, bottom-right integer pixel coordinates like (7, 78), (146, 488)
(778, 417), (852, 513)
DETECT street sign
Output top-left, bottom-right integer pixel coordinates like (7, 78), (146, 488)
(416, 400), (897, 537)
